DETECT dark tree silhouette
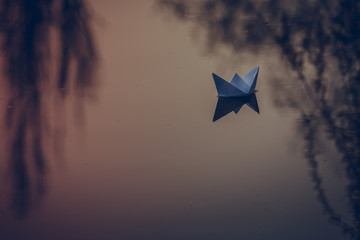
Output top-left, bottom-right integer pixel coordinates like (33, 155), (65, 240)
(158, 0), (360, 239)
(0, 0), (98, 218)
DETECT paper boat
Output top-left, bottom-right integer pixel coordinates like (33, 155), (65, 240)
(212, 66), (260, 121)
(213, 66), (259, 97)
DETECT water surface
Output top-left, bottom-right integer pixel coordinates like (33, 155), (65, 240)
(0, 0), (359, 239)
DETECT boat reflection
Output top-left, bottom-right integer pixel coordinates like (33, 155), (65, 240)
(0, 0), (98, 218)
(213, 94), (259, 122)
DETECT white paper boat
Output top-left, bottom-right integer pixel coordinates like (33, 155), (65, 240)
(212, 66), (260, 121)
(212, 66), (259, 97)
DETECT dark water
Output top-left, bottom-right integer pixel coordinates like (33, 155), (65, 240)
(0, 0), (360, 239)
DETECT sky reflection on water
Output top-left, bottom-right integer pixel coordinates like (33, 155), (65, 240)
(1, 0), (360, 240)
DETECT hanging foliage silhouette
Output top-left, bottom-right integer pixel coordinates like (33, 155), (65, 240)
(0, 0), (98, 218)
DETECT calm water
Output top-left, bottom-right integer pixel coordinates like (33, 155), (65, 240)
(0, 0), (359, 239)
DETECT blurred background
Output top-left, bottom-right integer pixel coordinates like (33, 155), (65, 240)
(0, 0), (360, 239)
